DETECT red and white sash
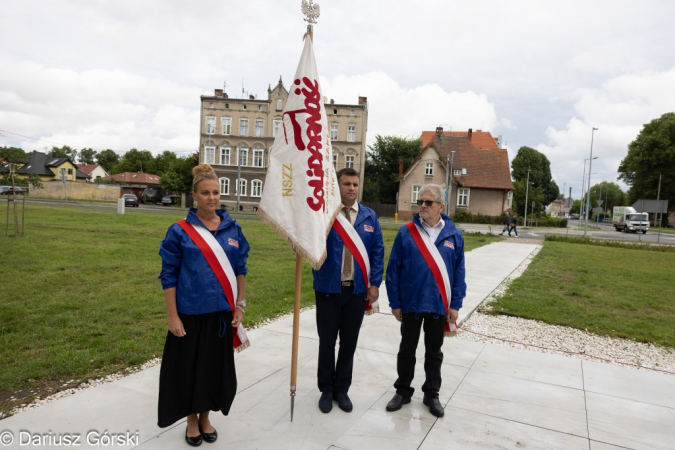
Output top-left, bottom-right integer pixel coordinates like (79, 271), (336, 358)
(177, 219), (250, 352)
(331, 214), (379, 315)
(406, 222), (458, 337)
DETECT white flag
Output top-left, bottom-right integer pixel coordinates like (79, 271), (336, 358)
(257, 36), (341, 270)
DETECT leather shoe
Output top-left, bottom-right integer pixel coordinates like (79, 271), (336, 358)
(318, 391), (333, 413)
(185, 427), (203, 447)
(423, 395), (445, 417)
(199, 424), (217, 444)
(386, 393), (411, 411)
(333, 392), (353, 412)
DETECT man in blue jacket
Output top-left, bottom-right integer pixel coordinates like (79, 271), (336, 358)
(385, 184), (466, 417)
(313, 168), (384, 414)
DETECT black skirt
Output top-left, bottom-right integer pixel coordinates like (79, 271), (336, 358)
(158, 311), (237, 428)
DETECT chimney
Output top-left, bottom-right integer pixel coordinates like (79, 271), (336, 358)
(249, 94), (255, 100)
(215, 89), (223, 97)
(468, 128), (473, 142)
(223, 92), (228, 98)
(435, 126), (443, 140)
(358, 96), (367, 105)
(398, 159), (404, 177)
(330, 99), (334, 104)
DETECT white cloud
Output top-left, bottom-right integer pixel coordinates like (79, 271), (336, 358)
(538, 68), (675, 197)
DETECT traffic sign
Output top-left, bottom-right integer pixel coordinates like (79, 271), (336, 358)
(595, 199), (604, 206)
(592, 206), (603, 213)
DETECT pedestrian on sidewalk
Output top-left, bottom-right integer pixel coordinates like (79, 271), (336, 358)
(509, 212), (519, 237)
(499, 211), (510, 236)
(157, 164), (250, 447)
(385, 184), (467, 418)
(312, 168), (384, 414)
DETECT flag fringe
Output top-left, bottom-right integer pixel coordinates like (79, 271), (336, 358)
(256, 206), (340, 270)
(444, 330), (458, 338)
(234, 340), (251, 353)
(365, 305), (380, 316)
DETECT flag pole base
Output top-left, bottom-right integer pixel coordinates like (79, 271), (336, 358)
(290, 388), (296, 422)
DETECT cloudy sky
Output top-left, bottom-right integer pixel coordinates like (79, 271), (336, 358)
(2, 0), (674, 199)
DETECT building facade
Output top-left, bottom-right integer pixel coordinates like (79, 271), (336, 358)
(198, 78), (368, 210)
(397, 128), (514, 219)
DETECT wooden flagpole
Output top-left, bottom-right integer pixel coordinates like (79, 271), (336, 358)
(290, 1), (319, 422)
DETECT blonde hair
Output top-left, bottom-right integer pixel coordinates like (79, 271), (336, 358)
(192, 164), (217, 192)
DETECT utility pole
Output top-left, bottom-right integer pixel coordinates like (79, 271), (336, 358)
(445, 153), (450, 216)
(237, 150), (241, 212)
(524, 168), (530, 227)
(448, 151), (455, 216)
(585, 127), (598, 237)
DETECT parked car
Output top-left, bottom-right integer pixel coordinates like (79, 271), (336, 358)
(161, 195), (177, 206)
(0, 185), (28, 195)
(123, 194), (139, 207)
(569, 213), (579, 220)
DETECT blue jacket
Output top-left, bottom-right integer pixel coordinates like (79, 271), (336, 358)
(313, 203), (384, 295)
(386, 214), (466, 315)
(158, 209), (249, 315)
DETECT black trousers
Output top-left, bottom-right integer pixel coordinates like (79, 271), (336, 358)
(315, 285), (365, 394)
(394, 312), (445, 399)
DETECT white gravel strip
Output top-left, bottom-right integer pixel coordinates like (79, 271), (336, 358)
(458, 244), (675, 375)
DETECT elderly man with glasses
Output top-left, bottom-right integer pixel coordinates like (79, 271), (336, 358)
(385, 184), (466, 417)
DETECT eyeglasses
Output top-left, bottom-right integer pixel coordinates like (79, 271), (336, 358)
(416, 199), (440, 207)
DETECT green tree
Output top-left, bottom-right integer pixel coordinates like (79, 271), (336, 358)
(96, 149), (120, 173)
(79, 148), (97, 164)
(618, 112), (675, 224)
(154, 151), (179, 176)
(111, 149), (157, 174)
(49, 145), (78, 161)
(512, 179), (545, 219)
(364, 135), (422, 203)
(161, 156), (197, 193)
(587, 182), (625, 215)
(511, 146), (559, 215)
(0, 147), (27, 236)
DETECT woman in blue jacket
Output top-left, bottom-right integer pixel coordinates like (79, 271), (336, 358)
(385, 184), (466, 418)
(157, 164), (249, 447)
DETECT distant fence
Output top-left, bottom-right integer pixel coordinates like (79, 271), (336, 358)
(361, 202), (397, 218)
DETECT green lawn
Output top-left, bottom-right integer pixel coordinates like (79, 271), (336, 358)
(489, 240), (675, 348)
(0, 204), (497, 414)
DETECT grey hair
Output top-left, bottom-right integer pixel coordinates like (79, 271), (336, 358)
(419, 184), (445, 204)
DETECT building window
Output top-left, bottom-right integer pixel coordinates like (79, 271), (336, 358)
(425, 162), (433, 176)
(67, 168), (73, 175)
(347, 125), (356, 142)
(350, 109), (355, 116)
(412, 185), (421, 203)
(345, 155), (354, 169)
(273, 119), (281, 137)
(219, 177), (229, 195)
(219, 147), (230, 165)
(205, 116), (216, 135)
(243, 104), (247, 110)
(458, 188), (470, 207)
(330, 124), (339, 141)
(222, 117), (231, 135)
(255, 119), (264, 137)
(507, 191), (513, 209)
(333, 154), (338, 170)
(276, 98), (283, 110)
(237, 178), (247, 197)
(251, 179), (263, 197)
(253, 149), (264, 167)
(238, 146), (248, 166)
(239, 119), (248, 136)
(204, 146), (215, 164)
(258, 105), (262, 111)
(333, 108), (338, 115)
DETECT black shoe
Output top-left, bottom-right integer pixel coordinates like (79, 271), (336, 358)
(333, 392), (353, 412)
(423, 395), (445, 417)
(185, 427), (203, 447)
(319, 391), (333, 413)
(386, 393), (411, 411)
(199, 424), (218, 444)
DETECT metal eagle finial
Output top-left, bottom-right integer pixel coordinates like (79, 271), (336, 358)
(301, 0), (320, 25)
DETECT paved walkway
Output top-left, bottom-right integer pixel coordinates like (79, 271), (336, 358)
(2, 242), (674, 449)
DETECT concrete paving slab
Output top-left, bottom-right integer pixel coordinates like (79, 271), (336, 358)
(421, 408), (590, 450)
(582, 359), (675, 409)
(473, 343), (584, 390)
(586, 391), (675, 450)
(450, 368), (589, 438)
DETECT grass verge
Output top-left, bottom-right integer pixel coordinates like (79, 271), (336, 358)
(488, 239), (675, 348)
(0, 204), (497, 415)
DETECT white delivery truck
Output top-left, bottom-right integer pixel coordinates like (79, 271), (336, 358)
(613, 206), (649, 233)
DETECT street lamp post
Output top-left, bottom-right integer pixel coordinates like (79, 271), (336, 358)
(446, 151), (455, 216)
(580, 156), (597, 228)
(523, 168), (530, 227)
(584, 127), (598, 237)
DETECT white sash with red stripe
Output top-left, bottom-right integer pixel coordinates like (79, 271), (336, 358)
(177, 219), (250, 352)
(406, 221), (458, 336)
(331, 213), (379, 315)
